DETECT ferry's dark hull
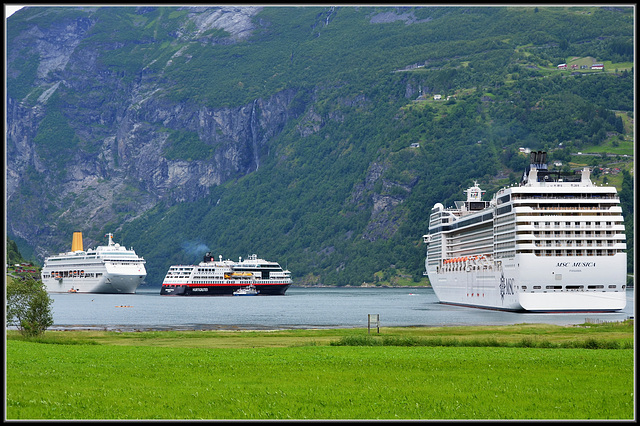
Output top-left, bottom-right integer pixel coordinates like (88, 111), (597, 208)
(160, 283), (290, 296)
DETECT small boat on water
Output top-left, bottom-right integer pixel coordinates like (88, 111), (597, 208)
(233, 284), (259, 296)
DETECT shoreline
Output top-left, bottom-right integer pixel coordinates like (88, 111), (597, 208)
(137, 284), (433, 290)
(41, 324), (365, 332)
(19, 317), (634, 333)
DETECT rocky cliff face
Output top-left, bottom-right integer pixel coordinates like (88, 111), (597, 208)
(6, 6), (303, 256)
(7, 5), (425, 280)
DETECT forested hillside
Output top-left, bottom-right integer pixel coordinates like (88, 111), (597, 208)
(6, 6), (634, 286)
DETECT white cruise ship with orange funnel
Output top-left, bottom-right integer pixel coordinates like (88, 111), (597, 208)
(41, 232), (146, 293)
(423, 151), (627, 312)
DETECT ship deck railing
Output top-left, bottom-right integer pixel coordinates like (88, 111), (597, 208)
(512, 194), (618, 200)
(532, 224), (615, 229)
(535, 242), (616, 247)
(530, 206), (612, 211)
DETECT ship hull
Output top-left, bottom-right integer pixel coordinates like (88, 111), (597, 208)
(160, 282), (290, 296)
(43, 272), (145, 294)
(428, 254), (627, 312)
(429, 272), (521, 311)
(518, 291), (626, 312)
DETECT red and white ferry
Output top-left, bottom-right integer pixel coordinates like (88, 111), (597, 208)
(160, 253), (291, 296)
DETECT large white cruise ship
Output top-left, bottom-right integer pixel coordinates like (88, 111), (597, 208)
(423, 151), (627, 312)
(41, 232), (146, 293)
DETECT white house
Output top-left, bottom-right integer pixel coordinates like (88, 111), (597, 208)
(433, 94), (442, 100)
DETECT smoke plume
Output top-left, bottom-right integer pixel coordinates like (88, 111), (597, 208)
(181, 240), (211, 262)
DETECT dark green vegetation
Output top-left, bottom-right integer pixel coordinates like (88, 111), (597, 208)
(5, 322), (634, 419)
(6, 276), (54, 337)
(6, 237), (29, 266)
(6, 6), (634, 286)
(6, 320), (634, 349)
(332, 333), (632, 349)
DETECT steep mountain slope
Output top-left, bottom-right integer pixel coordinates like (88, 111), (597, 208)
(6, 6), (634, 286)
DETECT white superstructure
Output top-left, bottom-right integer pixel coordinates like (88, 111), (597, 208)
(423, 151), (627, 312)
(41, 233), (146, 293)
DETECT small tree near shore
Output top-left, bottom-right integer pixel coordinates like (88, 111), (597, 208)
(6, 276), (53, 337)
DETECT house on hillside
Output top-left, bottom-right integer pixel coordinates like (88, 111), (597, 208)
(591, 64), (604, 70)
(557, 63), (567, 69)
(433, 94), (442, 100)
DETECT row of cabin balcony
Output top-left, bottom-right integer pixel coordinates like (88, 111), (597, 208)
(532, 249), (622, 257)
(530, 241), (625, 248)
(448, 229), (493, 241)
(527, 231), (624, 239)
(494, 251), (516, 258)
(444, 251), (494, 260)
(446, 231), (494, 242)
(512, 196), (620, 203)
(446, 246), (494, 256)
(516, 220), (623, 229)
(514, 235), (624, 244)
(446, 236), (494, 245)
(513, 205), (621, 212)
(494, 234), (516, 243)
(510, 193), (619, 200)
(454, 236), (494, 246)
(445, 238), (493, 253)
(451, 230), (625, 244)
(445, 242), (493, 253)
(516, 213), (622, 221)
(497, 228), (622, 239)
(519, 241), (626, 250)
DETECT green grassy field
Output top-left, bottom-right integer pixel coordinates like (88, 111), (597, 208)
(5, 322), (635, 420)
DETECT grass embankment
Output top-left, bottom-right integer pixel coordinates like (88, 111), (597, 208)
(6, 321), (634, 420)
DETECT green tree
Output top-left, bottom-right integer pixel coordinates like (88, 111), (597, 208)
(6, 237), (27, 265)
(6, 277), (54, 337)
(619, 170), (634, 275)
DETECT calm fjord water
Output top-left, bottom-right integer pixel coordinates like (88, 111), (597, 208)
(47, 286), (635, 331)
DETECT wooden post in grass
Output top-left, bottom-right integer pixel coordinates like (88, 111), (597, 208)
(368, 314), (379, 334)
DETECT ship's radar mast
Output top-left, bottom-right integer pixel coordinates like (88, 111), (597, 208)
(464, 181), (485, 202)
(462, 181), (489, 212)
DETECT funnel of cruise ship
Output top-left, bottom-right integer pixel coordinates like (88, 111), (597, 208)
(71, 232), (83, 252)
